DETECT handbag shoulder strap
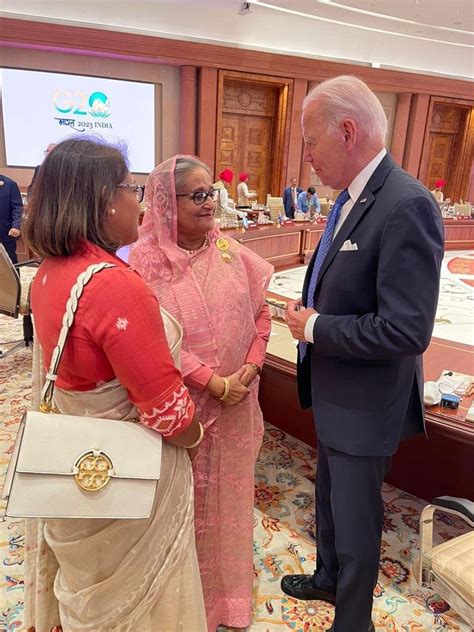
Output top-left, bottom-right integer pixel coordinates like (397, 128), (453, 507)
(40, 262), (116, 410)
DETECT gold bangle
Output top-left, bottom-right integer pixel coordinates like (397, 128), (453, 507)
(218, 377), (230, 401)
(184, 422), (204, 449)
(247, 362), (261, 374)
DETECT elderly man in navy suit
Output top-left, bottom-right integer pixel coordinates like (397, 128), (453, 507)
(0, 174), (23, 264)
(283, 177), (303, 218)
(281, 76), (444, 632)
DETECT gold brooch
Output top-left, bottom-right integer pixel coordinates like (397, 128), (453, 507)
(216, 238), (233, 262)
(74, 450), (113, 492)
(216, 237), (230, 251)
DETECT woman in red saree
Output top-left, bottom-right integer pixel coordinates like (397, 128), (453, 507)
(23, 139), (206, 632)
(130, 156), (273, 631)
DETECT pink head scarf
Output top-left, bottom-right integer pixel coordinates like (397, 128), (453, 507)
(130, 155), (220, 281)
(129, 155), (221, 367)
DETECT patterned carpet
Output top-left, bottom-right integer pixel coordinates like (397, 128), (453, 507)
(0, 273), (470, 631)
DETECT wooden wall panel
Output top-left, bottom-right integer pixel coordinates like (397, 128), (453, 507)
(304, 227), (324, 255)
(180, 65), (197, 155)
(443, 220), (474, 249)
(197, 67), (218, 173)
(236, 231), (302, 264)
(390, 93), (412, 166)
(403, 93), (430, 177)
(287, 78), (308, 189)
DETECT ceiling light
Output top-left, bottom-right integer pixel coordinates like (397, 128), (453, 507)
(237, 2), (252, 15)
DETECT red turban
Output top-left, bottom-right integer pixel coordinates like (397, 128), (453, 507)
(219, 168), (233, 184)
(434, 179), (446, 188)
(239, 172), (249, 182)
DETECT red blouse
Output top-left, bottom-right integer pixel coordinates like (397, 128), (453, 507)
(31, 241), (194, 437)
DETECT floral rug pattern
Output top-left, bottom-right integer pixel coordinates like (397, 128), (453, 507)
(0, 295), (469, 631)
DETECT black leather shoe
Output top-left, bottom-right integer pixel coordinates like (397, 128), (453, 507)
(280, 574), (336, 603)
(326, 624), (374, 632)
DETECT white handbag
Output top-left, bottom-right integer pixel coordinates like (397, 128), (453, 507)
(2, 262), (163, 520)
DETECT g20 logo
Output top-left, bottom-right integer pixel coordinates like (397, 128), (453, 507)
(52, 90), (111, 118)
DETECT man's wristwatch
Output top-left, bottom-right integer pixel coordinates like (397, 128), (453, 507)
(247, 362), (261, 374)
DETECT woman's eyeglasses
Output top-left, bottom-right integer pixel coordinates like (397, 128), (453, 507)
(117, 183), (145, 203)
(176, 189), (218, 206)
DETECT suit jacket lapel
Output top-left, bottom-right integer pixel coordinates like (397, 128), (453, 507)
(314, 190), (375, 287)
(313, 153), (396, 293)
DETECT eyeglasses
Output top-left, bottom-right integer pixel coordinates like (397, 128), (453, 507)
(176, 189), (218, 206)
(117, 183), (145, 203)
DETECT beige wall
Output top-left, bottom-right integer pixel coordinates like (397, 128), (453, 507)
(0, 48), (180, 189)
(374, 90), (398, 150)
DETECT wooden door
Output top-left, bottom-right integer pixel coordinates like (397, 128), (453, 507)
(216, 78), (279, 204)
(218, 113), (240, 188)
(242, 116), (272, 203)
(425, 133), (455, 192)
(419, 100), (473, 202)
(218, 113), (272, 203)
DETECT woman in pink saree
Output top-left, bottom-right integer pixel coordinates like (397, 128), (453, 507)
(130, 156), (273, 631)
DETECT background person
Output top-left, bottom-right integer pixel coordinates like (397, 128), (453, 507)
(214, 168), (247, 220)
(237, 171), (257, 209)
(283, 176), (303, 218)
(23, 138), (206, 632)
(130, 155), (273, 632)
(0, 173), (23, 264)
(282, 76), (444, 632)
(430, 178), (446, 204)
(297, 186), (321, 218)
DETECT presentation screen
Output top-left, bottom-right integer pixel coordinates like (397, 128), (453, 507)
(1, 68), (155, 173)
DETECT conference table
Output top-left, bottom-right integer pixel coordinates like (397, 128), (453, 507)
(15, 210), (474, 264)
(222, 217), (474, 268)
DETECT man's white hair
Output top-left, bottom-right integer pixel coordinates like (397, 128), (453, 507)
(303, 75), (387, 146)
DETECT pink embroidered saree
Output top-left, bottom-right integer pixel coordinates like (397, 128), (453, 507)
(129, 156), (273, 631)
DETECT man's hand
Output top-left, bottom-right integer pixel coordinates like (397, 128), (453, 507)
(8, 228), (20, 238)
(286, 300), (317, 341)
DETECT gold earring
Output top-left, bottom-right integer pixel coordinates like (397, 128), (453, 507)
(110, 208), (116, 216)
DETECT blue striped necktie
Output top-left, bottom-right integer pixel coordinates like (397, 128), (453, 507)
(299, 188), (350, 360)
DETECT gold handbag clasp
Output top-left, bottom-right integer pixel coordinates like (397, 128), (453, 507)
(39, 400), (59, 414)
(73, 450), (114, 492)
